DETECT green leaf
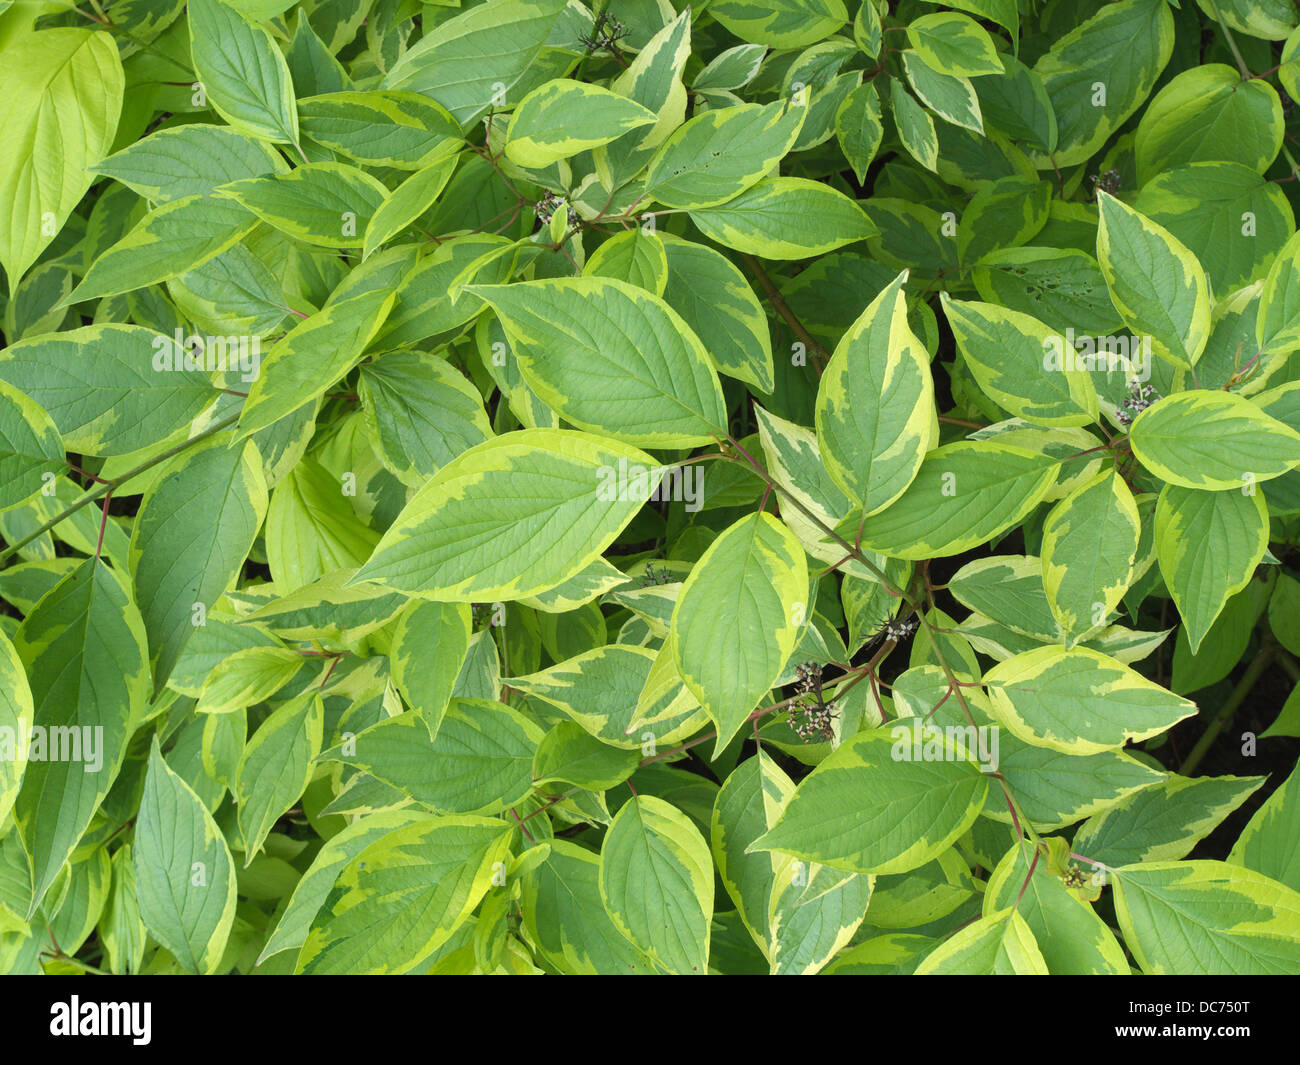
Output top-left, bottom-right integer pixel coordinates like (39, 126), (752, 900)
(258, 810), (424, 963)
(505, 79), (657, 169)
(816, 272), (936, 513)
(0, 29), (123, 285)
(321, 699), (542, 815)
(363, 153), (460, 258)
(188, 0), (298, 144)
(942, 295), (1098, 427)
(89, 125), (288, 204)
(711, 751), (796, 956)
(906, 12), (1004, 77)
(67, 194), (261, 304)
(889, 79), (939, 172)
(1040, 470), (1141, 645)
(382, 0), (571, 127)
(708, 0), (847, 49)
(584, 229), (669, 295)
(1131, 390), (1300, 491)
(835, 83), (884, 184)
(659, 233), (773, 391)
(1113, 860), (1300, 975)
(519, 839), (660, 974)
(645, 99), (805, 209)
(598, 794), (713, 974)
(1095, 191), (1212, 369)
(1230, 762), (1300, 892)
(466, 277), (727, 447)
(234, 691), (324, 864)
(1155, 483), (1269, 653)
(532, 721), (640, 791)
(193, 645), (305, 715)
(237, 287), (395, 436)
(219, 163), (390, 250)
(358, 349), (492, 485)
(297, 814), (512, 974)
(353, 430), (661, 600)
(0, 630), (33, 831)
(670, 513), (808, 754)
(1257, 230), (1300, 358)
(688, 176), (877, 259)
(852, 441), (1058, 560)
(13, 558), (149, 912)
(1032, 0), (1174, 167)
(0, 380), (65, 513)
(750, 728), (989, 875)
(915, 907), (1048, 974)
(512, 644), (706, 750)
(983, 842), (1127, 974)
(388, 600), (472, 740)
(297, 91), (462, 169)
(982, 646), (1195, 755)
(129, 439), (268, 694)
(901, 51), (983, 134)
(1076, 775), (1265, 867)
(1135, 64), (1282, 185)
(133, 739), (237, 974)
(1133, 162), (1294, 294)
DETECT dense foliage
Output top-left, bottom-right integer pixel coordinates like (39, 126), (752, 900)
(1, 0), (1300, 976)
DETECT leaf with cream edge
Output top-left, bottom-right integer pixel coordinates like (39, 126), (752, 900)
(1095, 191), (1211, 369)
(237, 288), (396, 437)
(504, 79), (657, 169)
(850, 441), (1059, 560)
(0, 28), (124, 286)
(13, 558), (150, 915)
(0, 379), (66, 512)
(915, 908), (1048, 974)
(188, 0), (298, 144)
(381, 0), (571, 128)
(0, 325), (214, 457)
(711, 750), (796, 957)
(688, 176), (878, 259)
(670, 512), (808, 756)
(133, 740), (237, 974)
(234, 691), (324, 864)
(352, 430), (661, 601)
(941, 295), (1099, 428)
(1154, 484), (1269, 654)
(1112, 860), (1300, 975)
(297, 814), (513, 974)
(598, 795), (713, 974)
(465, 278), (727, 447)
(129, 439), (269, 695)
(749, 728), (989, 875)
(815, 271), (937, 514)
(388, 600), (472, 740)
(1129, 390), (1300, 490)
(982, 645), (1196, 755)
(983, 841), (1128, 974)
(0, 631), (33, 830)
(644, 99), (806, 209)
(1039, 470), (1141, 646)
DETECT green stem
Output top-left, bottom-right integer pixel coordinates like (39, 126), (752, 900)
(0, 412), (241, 564)
(1180, 642), (1276, 776)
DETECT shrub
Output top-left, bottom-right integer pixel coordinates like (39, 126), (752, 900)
(0, 0), (1298, 976)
